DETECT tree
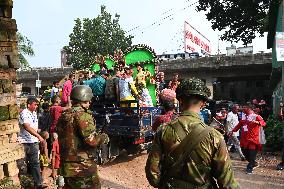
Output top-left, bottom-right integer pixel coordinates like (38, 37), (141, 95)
(17, 32), (35, 70)
(196, 0), (281, 45)
(64, 5), (133, 70)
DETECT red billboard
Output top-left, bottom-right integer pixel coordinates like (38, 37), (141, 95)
(184, 21), (211, 55)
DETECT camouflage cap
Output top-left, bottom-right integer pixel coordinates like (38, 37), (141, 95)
(176, 78), (211, 100)
(71, 85), (93, 102)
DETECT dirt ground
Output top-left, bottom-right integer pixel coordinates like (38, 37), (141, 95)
(44, 151), (284, 189)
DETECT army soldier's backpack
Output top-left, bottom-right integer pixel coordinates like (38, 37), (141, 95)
(164, 118), (217, 188)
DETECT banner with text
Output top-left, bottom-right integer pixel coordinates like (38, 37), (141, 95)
(184, 21), (211, 55)
(276, 32), (284, 61)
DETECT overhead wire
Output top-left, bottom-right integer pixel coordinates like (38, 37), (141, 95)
(163, 27), (184, 53)
(127, 1), (198, 36)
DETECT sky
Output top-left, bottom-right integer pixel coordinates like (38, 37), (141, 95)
(13, 0), (271, 68)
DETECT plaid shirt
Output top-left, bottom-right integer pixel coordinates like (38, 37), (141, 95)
(152, 111), (177, 131)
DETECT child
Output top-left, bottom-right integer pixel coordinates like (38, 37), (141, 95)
(39, 131), (49, 183)
(50, 95), (69, 135)
(51, 133), (60, 180)
(38, 103), (51, 133)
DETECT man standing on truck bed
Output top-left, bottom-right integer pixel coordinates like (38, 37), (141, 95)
(56, 85), (109, 189)
(146, 78), (239, 189)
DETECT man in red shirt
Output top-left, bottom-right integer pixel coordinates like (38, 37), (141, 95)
(50, 96), (69, 135)
(229, 102), (266, 174)
(48, 96), (69, 156)
(61, 74), (75, 107)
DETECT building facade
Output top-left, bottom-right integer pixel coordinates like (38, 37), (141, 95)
(160, 53), (272, 104)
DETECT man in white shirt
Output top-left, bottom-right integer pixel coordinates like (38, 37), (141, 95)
(18, 97), (46, 189)
(226, 104), (245, 160)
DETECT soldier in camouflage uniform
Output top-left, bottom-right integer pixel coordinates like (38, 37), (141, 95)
(146, 78), (240, 189)
(56, 85), (109, 189)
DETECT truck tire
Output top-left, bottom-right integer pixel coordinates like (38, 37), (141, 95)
(126, 144), (143, 155)
(97, 144), (109, 165)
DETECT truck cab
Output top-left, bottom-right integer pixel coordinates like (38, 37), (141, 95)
(92, 100), (161, 164)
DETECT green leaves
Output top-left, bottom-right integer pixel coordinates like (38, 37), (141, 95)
(196, 0), (279, 45)
(264, 115), (283, 151)
(65, 5), (133, 70)
(17, 32), (35, 70)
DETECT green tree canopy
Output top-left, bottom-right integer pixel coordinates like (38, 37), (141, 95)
(17, 32), (35, 70)
(64, 5), (133, 70)
(196, 0), (281, 45)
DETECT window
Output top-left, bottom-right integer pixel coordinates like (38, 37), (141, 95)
(245, 93), (250, 102)
(221, 85), (225, 93)
(22, 87), (31, 94)
(229, 87), (236, 100)
(256, 81), (264, 87)
(246, 81), (253, 87)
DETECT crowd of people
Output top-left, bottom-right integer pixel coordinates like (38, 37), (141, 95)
(46, 67), (181, 110)
(17, 67), (182, 188)
(18, 97), (61, 189)
(17, 66), (284, 188)
(154, 93), (271, 174)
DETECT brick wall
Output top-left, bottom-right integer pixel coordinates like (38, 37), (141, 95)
(0, 1), (25, 187)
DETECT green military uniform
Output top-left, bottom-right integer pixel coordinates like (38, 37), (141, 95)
(57, 85), (108, 189)
(145, 78), (239, 189)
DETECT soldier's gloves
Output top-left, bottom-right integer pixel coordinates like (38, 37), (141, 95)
(99, 133), (109, 144)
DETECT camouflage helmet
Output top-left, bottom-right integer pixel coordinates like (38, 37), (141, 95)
(176, 78), (211, 100)
(70, 85), (93, 102)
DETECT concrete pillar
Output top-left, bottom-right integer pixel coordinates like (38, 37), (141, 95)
(206, 77), (214, 99)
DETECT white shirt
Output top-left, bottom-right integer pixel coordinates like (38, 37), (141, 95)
(18, 109), (39, 143)
(226, 111), (239, 136)
(119, 77), (134, 99)
(51, 87), (59, 97)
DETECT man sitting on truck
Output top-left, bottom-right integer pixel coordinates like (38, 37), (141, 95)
(105, 68), (120, 103)
(84, 70), (108, 101)
(118, 66), (140, 107)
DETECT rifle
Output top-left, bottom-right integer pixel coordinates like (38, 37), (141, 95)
(210, 117), (226, 135)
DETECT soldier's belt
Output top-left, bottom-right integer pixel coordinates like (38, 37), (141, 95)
(63, 154), (95, 163)
(166, 178), (212, 189)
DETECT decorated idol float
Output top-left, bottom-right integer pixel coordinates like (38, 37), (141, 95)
(91, 45), (161, 164)
(90, 44), (160, 107)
